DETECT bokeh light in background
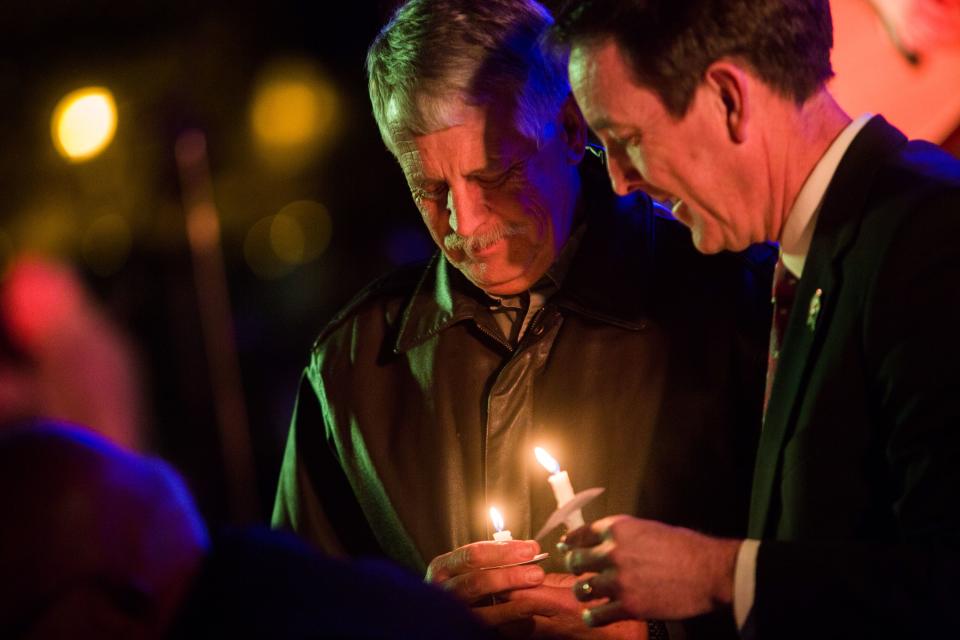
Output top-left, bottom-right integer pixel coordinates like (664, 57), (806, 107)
(244, 200), (332, 279)
(0, 1), (435, 528)
(250, 58), (341, 172)
(51, 87), (118, 162)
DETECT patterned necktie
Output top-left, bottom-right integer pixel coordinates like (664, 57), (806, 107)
(764, 258), (800, 414)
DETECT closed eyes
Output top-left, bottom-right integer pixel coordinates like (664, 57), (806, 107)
(411, 161), (527, 203)
(474, 161), (525, 186)
(412, 184), (448, 202)
(609, 132), (642, 149)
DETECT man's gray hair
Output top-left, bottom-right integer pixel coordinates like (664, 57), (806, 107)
(366, 0), (571, 155)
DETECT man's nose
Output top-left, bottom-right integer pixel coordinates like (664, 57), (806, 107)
(605, 149), (645, 197)
(447, 183), (488, 237)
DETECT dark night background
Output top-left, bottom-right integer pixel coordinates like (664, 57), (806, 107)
(4, 1), (412, 525)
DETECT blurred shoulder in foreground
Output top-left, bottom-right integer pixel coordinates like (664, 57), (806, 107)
(0, 422), (494, 639)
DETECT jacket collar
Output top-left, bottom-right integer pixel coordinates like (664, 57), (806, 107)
(393, 158), (655, 354)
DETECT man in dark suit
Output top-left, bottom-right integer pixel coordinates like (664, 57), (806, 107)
(553, 0), (960, 637)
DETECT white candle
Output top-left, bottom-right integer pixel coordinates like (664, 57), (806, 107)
(534, 447), (585, 529)
(490, 507), (513, 541)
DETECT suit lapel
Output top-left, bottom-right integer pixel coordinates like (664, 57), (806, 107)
(748, 117), (909, 537)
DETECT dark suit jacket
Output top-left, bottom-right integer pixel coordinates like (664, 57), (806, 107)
(747, 116), (960, 638)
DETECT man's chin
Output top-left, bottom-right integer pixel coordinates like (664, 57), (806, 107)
(690, 228), (726, 255)
(693, 243), (724, 255)
(459, 266), (531, 297)
(481, 282), (532, 296)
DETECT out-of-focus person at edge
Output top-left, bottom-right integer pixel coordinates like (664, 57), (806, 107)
(273, 0), (774, 637)
(0, 422), (496, 639)
(0, 256), (144, 450)
(868, 0), (960, 57)
(555, 0), (960, 637)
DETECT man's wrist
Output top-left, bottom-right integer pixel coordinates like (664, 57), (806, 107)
(708, 537), (742, 609)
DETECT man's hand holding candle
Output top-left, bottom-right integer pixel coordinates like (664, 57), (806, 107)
(425, 539), (547, 609)
(427, 510), (544, 607)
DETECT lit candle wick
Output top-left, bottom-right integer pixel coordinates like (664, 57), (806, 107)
(535, 447), (561, 475)
(534, 446), (584, 529)
(489, 507), (513, 541)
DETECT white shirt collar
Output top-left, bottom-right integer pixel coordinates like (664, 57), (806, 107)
(780, 113), (873, 277)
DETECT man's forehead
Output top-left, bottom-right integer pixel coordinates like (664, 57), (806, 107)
(569, 38), (668, 132)
(395, 142), (422, 171)
(569, 40), (627, 121)
(394, 104), (538, 180)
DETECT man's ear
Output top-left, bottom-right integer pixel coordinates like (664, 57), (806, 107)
(558, 94), (588, 163)
(704, 61), (749, 144)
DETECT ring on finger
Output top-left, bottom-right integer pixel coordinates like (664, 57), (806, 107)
(576, 571), (618, 602)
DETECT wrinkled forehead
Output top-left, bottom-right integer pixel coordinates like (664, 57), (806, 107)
(392, 97), (542, 180)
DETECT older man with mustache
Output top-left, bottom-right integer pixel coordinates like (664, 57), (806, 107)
(273, 1), (774, 637)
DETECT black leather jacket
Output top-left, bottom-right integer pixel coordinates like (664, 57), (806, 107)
(274, 163), (774, 602)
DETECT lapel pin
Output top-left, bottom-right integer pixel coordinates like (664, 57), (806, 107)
(807, 288), (823, 332)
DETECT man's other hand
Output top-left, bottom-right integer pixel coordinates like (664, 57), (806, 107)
(561, 516), (740, 627)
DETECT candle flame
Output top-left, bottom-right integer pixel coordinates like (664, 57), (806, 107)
(489, 506), (505, 532)
(534, 447), (561, 474)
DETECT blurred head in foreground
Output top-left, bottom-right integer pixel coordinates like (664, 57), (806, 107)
(0, 422), (495, 640)
(0, 422), (208, 639)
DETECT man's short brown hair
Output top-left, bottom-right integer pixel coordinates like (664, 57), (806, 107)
(554, 0), (835, 117)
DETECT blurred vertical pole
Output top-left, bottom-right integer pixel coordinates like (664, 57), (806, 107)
(175, 129), (258, 523)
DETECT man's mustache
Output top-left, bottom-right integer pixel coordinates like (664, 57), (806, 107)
(443, 222), (528, 253)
